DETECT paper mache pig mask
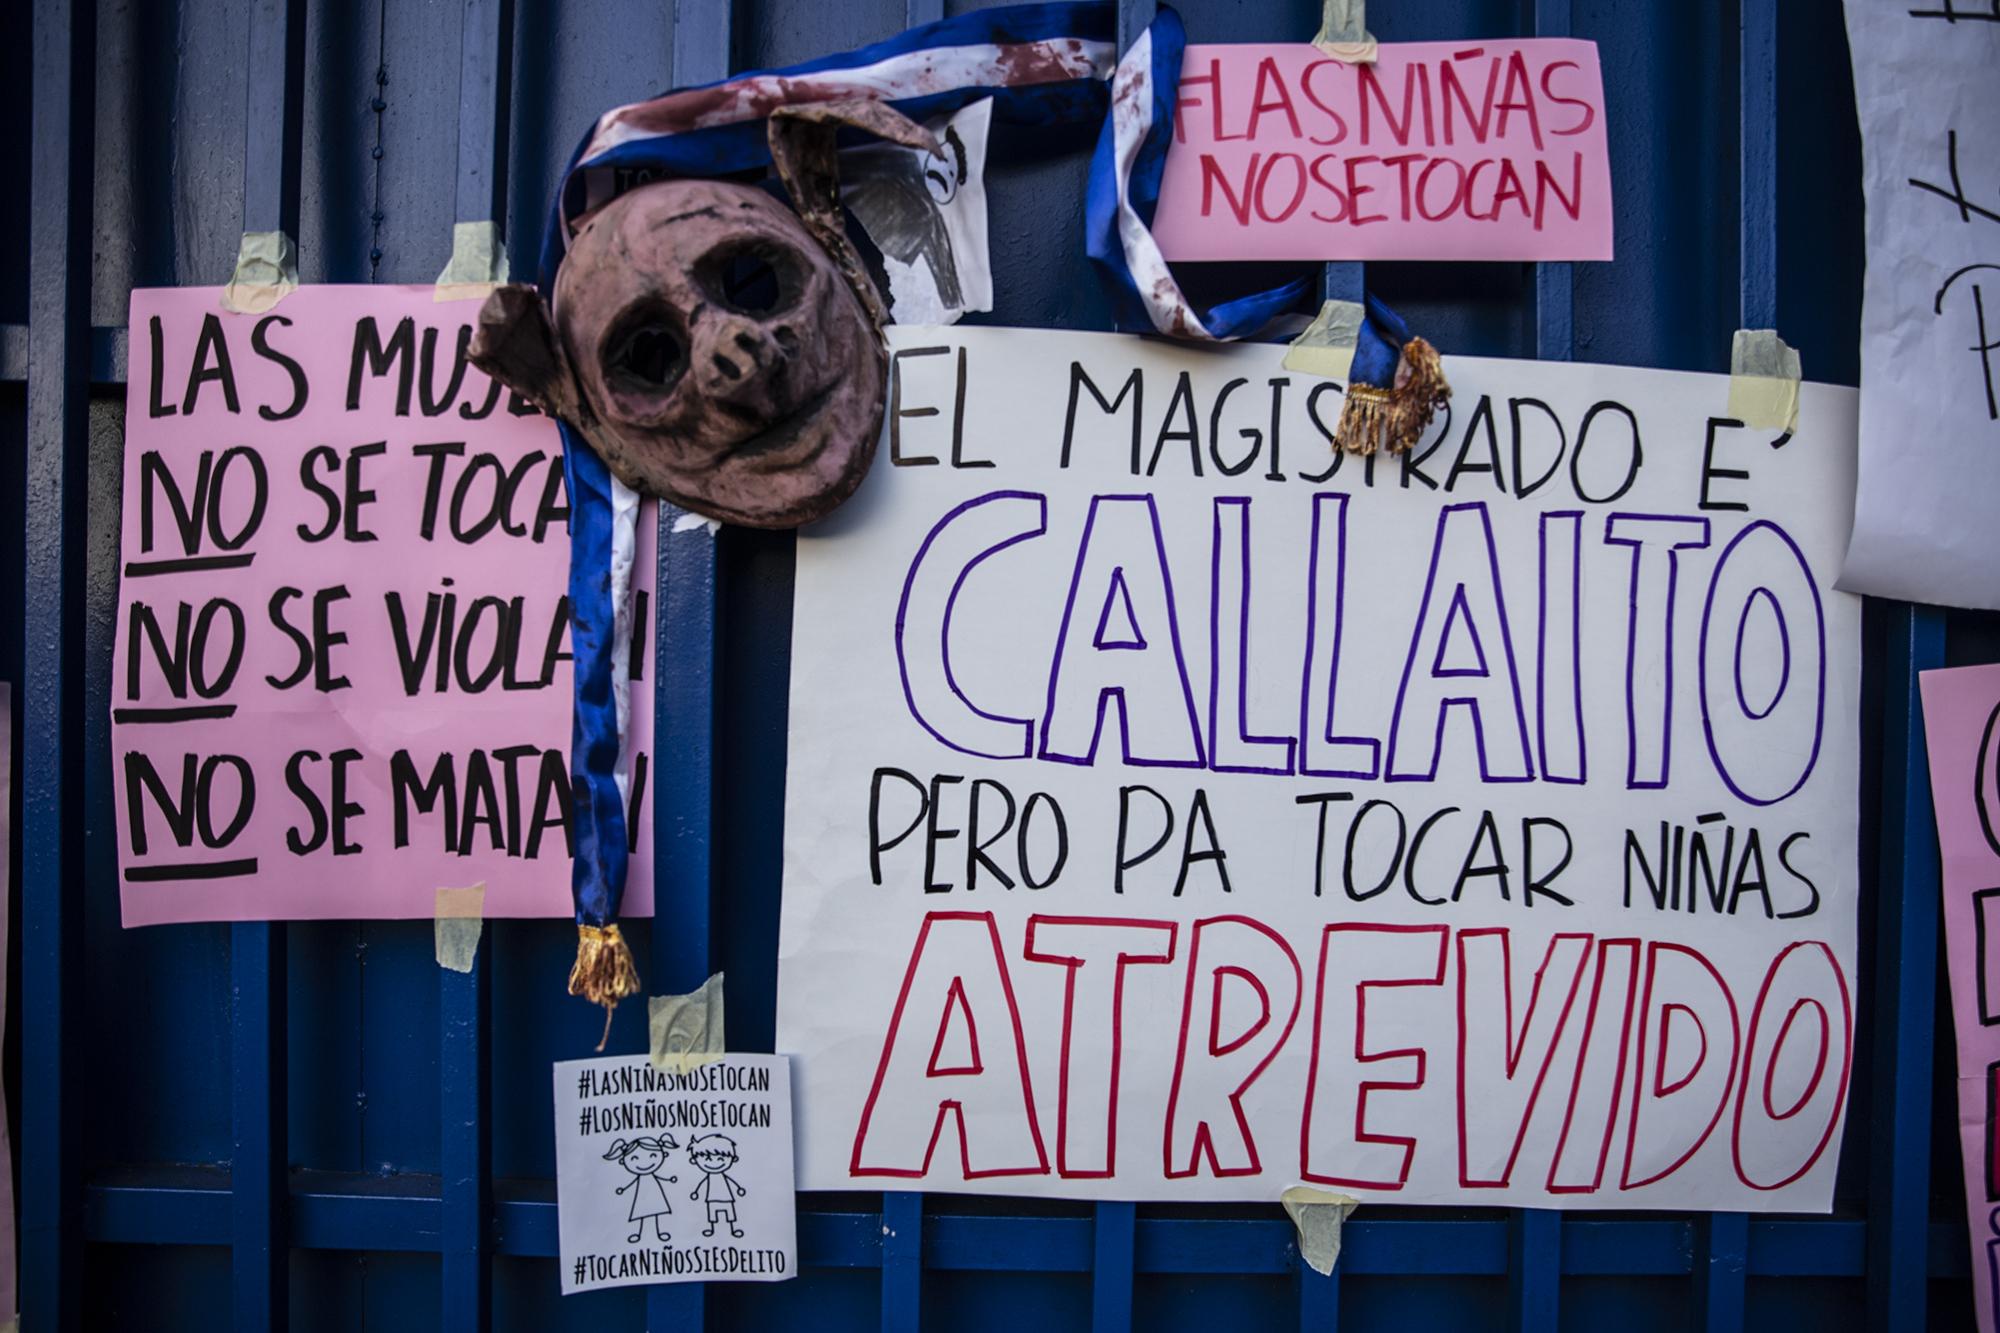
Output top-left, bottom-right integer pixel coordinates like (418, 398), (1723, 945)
(470, 101), (936, 529)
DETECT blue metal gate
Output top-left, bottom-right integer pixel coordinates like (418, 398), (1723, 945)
(4, 0), (1973, 1328)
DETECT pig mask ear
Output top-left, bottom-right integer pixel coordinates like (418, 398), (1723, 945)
(766, 98), (941, 330)
(469, 283), (588, 425)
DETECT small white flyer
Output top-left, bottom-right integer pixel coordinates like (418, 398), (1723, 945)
(554, 1054), (797, 1294)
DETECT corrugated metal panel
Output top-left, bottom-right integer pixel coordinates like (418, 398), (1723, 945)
(4, 0), (1974, 1328)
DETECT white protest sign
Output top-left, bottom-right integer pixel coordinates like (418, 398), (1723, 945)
(1836, 3), (2000, 609)
(554, 1055), (796, 1293)
(777, 327), (1861, 1210)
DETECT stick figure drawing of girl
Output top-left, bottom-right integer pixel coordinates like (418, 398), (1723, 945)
(603, 1135), (680, 1243)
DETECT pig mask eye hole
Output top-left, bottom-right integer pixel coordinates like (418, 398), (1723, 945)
(604, 304), (687, 395)
(698, 242), (800, 318)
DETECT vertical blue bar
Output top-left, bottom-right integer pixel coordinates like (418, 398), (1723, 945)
(882, 1191), (923, 1333)
(22, 4), (94, 1328)
(1692, 1), (1780, 1321)
(1867, 604), (1943, 1330)
(1737, 0), (1779, 336)
(1517, 0), (1574, 1317)
(232, 4), (304, 1329)
(642, 7), (732, 1331)
(1696, 1211), (1748, 1333)
(1296, 1256), (1339, 1332)
(1091, 1199), (1135, 1331)
(1533, 0), (1574, 366)
(439, 5), (511, 1330)
(1509, 1210), (1561, 1331)
(231, 925), (286, 1331)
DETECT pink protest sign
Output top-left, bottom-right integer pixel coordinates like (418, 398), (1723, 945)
(1919, 662), (2000, 1330)
(113, 286), (654, 925)
(1153, 41), (1613, 262)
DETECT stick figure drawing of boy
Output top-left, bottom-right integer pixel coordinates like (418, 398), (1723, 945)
(687, 1134), (748, 1238)
(603, 1135), (679, 1243)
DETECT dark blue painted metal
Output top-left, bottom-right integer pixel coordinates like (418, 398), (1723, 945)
(242, 0), (305, 240)
(441, 6), (512, 1329)
(22, 1), (94, 1328)
(1867, 603), (1945, 1331)
(882, 1191), (923, 1332)
(230, 10), (305, 1327)
(1091, 1199), (1135, 1330)
(636, 9), (734, 1333)
(12, 0), (1985, 1327)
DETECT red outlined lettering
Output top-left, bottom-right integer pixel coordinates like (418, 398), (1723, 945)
(1023, 915), (1178, 1179)
(1455, 928), (1592, 1188)
(1730, 940), (1852, 1191)
(1620, 942), (1740, 1190)
(850, 911), (1051, 1180)
(1301, 922), (1450, 1190)
(1164, 915), (1302, 1178)
(1547, 938), (1640, 1194)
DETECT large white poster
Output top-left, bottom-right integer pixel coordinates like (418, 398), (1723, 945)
(778, 328), (1861, 1209)
(1837, 1), (2000, 609)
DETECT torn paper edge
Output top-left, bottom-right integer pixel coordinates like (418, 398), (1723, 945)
(1281, 298), (1366, 382)
(1727, 328), (1802, 433)
(1280, 1185), (1361, 1275)
(434, 219), (511, 303)
(1312, 0), (1377, 63)
(650, 972), (727, 1074)
(433, 884), (486, 973)
(221, 230), (299, 315)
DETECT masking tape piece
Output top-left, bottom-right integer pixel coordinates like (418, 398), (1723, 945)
(433, 884), (486, 973)
(1726, 328), (1802, 432)
(1312, 0), (1377, 62)
(221, 230), (299, 315)
(650, 972), (726, 1074)
(1282, 299), (1366, 382)
(670, 512), (723, 536)
(1281, 1185), (1360, 1276)
(434, 219), (512, 302)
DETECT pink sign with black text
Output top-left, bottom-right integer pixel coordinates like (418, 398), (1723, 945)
(1153, 41), (1613, 262)
(112, 286), (655, 925)
(1920, 663), (2000, 1333)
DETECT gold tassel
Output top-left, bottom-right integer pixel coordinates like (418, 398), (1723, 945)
(1332, 336), (1452, 456)
(569, 923), (642, 1050)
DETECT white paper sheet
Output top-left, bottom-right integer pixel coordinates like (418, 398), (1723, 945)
(842, 99), (994, 325)
(1836, 3), (2000, 608)
(777, 328), (1862, 1210)
(553, 1055), (796, 1293)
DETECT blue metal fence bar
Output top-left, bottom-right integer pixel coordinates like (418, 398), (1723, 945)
(230, 7), (306, 1329)
(882, 1192), (924, 1332)
(230, 927), (286, 1331)
(640, 8), (733, 1332)
(452, 0), (513, 233)
(1692, 0), (1783, 1322)
(21, 1), (96, 1328)
(439, 6), (512, 1330)
(1097, 10), (1155, 1320)
(1511, 11), (1575, 1324)
(1092, 1199), (1136, 1331)
(81, 1179), (1975, 1279)
(1296, 1247), (1340, 1331)
(1868, 603), (1945, 1330)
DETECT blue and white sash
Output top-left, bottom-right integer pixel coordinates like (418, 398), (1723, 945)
(541, 2), (1305, 937)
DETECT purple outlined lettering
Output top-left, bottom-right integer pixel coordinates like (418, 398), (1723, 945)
(1698, 520), (1825, 806)
(1299, 493), (1382, 778)
(895, 491), (1048, 759)
(1040, 496), (1206, 769)
(1537, 511), (1586, 784)
(1603, 514), (1710, 790)
(1385, 502), (1534, 783)
(1209, 498), (1296, 775)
